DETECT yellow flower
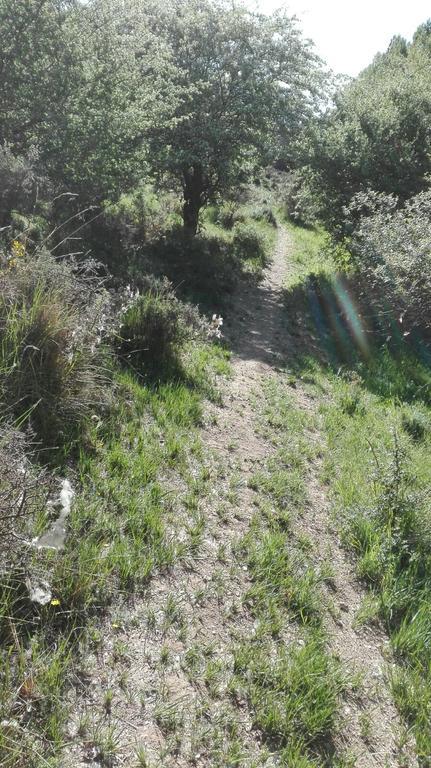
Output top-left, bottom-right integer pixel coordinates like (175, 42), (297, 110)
(50, 598), (61, 606)
(11, 240), (25, 258)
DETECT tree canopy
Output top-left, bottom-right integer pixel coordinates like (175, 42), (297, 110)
(304, 22), (431, 234)
(0, 0), (324, 232)
(141, 0), (324, 231)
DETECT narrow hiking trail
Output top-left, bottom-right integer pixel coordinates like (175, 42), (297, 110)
(64, 227), (415, 768)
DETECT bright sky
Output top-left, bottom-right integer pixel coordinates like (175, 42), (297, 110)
(252, 0), (431, 76)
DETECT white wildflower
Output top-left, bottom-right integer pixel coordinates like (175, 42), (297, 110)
(208, 314), (223, 339)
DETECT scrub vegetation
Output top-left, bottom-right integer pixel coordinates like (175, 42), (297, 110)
(1, 1), (431, 766)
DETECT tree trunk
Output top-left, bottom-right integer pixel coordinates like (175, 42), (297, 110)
(182, 164), (205, 236)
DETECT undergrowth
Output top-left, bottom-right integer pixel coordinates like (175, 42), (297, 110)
(286, 221), (431, 766)
(0, 249), (111, 455)
(283, 219), (329, 288)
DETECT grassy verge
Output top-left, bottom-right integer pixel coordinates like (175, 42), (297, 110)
(316, 358), (431, 765)
(285, 222), (431, 766)
(283, 220), (329, 288)
(0, 343), (230, 768)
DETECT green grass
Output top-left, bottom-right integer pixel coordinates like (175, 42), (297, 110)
(230, 378), (349, 766)
(283, 220), (329, 288)
(0, 340), (229, 768)
(243, 528), (324, 628)
(233, 634), (346, 760)
(203, 202), (277, 279)
(315, 361), (431, 764)
(285, 223), (431, 766)
(138, 199), (278, 317)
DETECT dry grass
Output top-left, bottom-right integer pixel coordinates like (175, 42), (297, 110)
(0, 248), (111, 452)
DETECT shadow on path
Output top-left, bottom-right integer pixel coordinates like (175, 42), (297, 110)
(223, 226), (292, 367)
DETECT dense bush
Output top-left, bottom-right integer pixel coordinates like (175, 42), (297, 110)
(215, 203), (245, 230)
(348, 189), (431, 334)
(87, 187), (182, 271)
(209, 199), (276, 230)
(0, 247), (111, 449)
(401, 406), (431, 441)
(282, 169), (320, 227)
(249, 205), (277, 227)
(118, 278), (205, 371)
(305, 24), (431, 235)
(232, 221), (269, 266)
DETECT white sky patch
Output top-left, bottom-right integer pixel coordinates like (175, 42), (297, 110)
(250, 0), (430, 75)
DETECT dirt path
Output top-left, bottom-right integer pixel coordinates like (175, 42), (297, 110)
(226, 226), (412, 768)
(64, 226), (412, 768)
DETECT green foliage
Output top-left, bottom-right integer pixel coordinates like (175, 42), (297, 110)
(321, 236), (352, 272)
(282, 168), (322, 227)
(249, 205), (277, 228)
(0, 0), (76, 153)
(118, 279), (202, 372)
(348, 188), (431, 334)
(0, 0), (169, 203)
(401, 406), (431, 441)
(105, 187), (179, 241)
(232, 221), (269, 267)
(143, 0), (324, 231)
(0, 145), (47, 228)
(306, 23), (431, 234)
(0, 0), (325, 229)
(214, 202), (245, 230)
(50, 0), (167, 202)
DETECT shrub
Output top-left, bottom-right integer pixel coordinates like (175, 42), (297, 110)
(346, 188), (431, 336)
(249, 205), (277, 227)
(0, 248), (111, 450)
(232, 221), (269, 266)
(145, 227), (241, 307)
(282, 169), (321, 227)
(118, 278), (204, 372)
(8, 210), (49, 246)
(401, 407), (431, 441)
(78, 188), (179, 274)
(216, 203), (245, 230)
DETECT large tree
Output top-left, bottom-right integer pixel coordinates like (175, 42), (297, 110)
(0, 0), (324, 226)
(47, 0), (173, 202)
(141, 0), (324, 233)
